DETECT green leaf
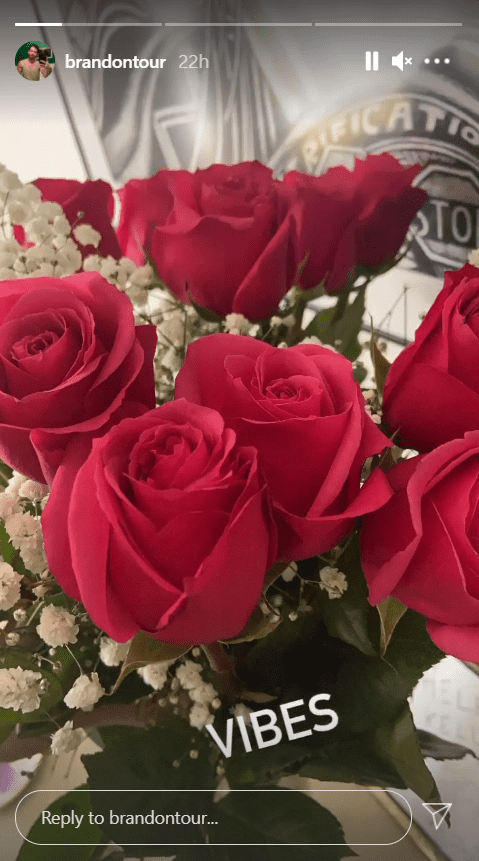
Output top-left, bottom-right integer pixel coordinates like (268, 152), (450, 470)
(298, 733), (408, 789)
(0, 721), (15, 746)
(303, 305), (337, 342)
(222, 606), (281, 645)
(0, 519), (15, 563)
(208, 787), (356, 860)
(330, 288), (366, 362)
(187, 290), (224, 324)
(417, 729), (477, 762)
(321, 536), (380, 658)
(304, 290), (366, 362)
(332, 610), (445, 733)
(377, 596), (408, 657)
(16, 785), (103, 861)
(83, 721), (217, 855)
(374, 705), (442, 805)
(110, 632), (191, 693)
(370, 341), (391, 399)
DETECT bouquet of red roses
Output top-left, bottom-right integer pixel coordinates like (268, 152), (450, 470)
(0, 155), (476, 858)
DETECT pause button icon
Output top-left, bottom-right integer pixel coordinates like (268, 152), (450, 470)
(365, 51), (379, 71)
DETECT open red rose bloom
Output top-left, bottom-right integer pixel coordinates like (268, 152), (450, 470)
(0, 272), (156, 484)
(42, 400), (274, 643)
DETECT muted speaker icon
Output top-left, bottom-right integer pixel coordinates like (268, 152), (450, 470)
(392, 51), (412, 71)
(392, 51), (404, 70)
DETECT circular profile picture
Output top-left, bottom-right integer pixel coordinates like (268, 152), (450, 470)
(15, 41), (55, 81)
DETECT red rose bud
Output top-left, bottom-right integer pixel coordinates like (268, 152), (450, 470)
(284, 153), (427, 293)
(0, 272), (157, 484)
(361, 432), (479, 662)
(175, 334), (393, 561)
(383, 263), (479, 452)
(117, 161), (298, 321)
(42, 400), (275, 644)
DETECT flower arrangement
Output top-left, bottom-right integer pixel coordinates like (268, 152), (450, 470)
(0, 156), (476, 858)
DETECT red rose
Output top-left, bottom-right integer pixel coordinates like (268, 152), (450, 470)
(383, 264), (479, 452)
(42, 400), (274, 644)
(361, 433), (479, 661)
(0, 272), (156, 484)
(284, 154), (427, 293)
(175, 334), (392, 561)
(117, 161), (297, 320)
(33, 178), (121, 259)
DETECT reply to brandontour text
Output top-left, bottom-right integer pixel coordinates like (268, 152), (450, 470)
(41, 810), (218, 829)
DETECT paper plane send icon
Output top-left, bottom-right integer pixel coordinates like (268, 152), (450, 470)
(422, 802), (452, 830)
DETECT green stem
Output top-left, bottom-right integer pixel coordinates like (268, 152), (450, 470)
(201, 642), (242, 697)
(330, 290), (349, 326)
(0, 699), (166, 762)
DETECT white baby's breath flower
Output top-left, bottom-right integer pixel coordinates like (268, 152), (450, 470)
(126, 284), (148, 305)
(5, 511), (39, 548)
(281, 564), (297, 583)
(25, 243), (55, 263)
(0, 238), (21, 255)
(189, 683), (218, 706)
(0, 252), (16, 269)
(100, 256), (118, 278)
(32, 584), (47, 598)
(73, 224), (101, 248)
(99, 637), (131, 667)
(233, 703), (252, 724)
(51, 720), (87, 755)
(51, 234), (68, 251)
(36, 605), (79, 648)
(0, 493), (21, 520)
(7, 202), (30, 225)
(14, 183), (41, 205)
(137, 661), (170, 690)
(189, 703), (213, 730)
(52, 214), (71, 236)
(0, 666), (43, 713)
(224, 313), (250, 334)
(5, 510), (46, 575)
(82, 254), (102, 272)
(18, 480), (49, 501)
(158, 313), (186, 347)
(7, 472), (28, 497)
(36, 201), (64, 221)
(128, 264), (153, 288)
(161, 347), (182, 375)
(176, 660), (203, 691)
(25, 217), (52, 243)
(0, 562), (22, 611)
(64, 673), (105, 710)
(0, 268), (16, 281)
(0, 170), (22, 192)
(118, 256), (137, 277)
(319, 566), (348, 599)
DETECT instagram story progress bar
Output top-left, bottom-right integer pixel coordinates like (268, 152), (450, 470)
(14, 21), (463, 27)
